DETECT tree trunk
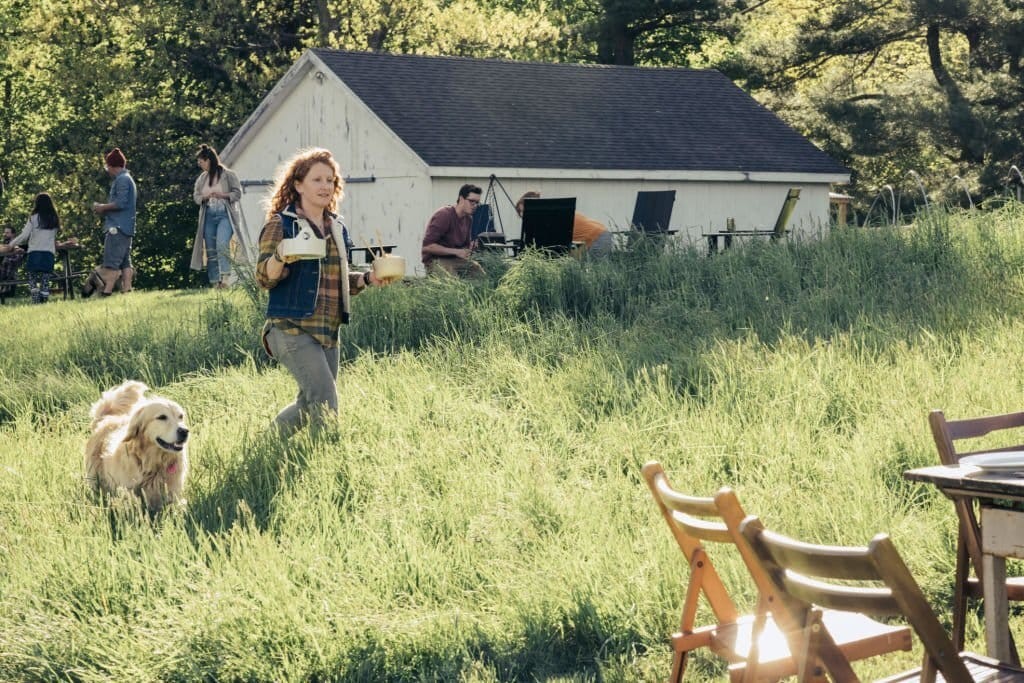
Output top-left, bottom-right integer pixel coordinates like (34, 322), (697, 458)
(597, 18), (635, 65)
(314, 0), (339, 46)
(0, 76), (9, 213)
(926, 23), (985, 163)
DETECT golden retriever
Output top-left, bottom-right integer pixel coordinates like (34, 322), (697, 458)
(84, 380), (190, 513)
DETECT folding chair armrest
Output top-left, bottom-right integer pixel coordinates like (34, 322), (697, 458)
(672, 624), (717, 649)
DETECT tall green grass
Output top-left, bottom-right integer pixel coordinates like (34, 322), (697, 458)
(2, 205), (1024, 681)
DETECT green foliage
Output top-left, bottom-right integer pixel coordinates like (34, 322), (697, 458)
(3, 211), (1024, 679)
(732, 0), (1024, 206)
(542, 0), (743, 65)
(3, 0), (1023, 287)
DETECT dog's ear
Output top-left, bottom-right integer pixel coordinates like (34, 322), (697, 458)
(126, 404), (148, 442)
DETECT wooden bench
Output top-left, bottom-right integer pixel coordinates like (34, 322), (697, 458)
(0, 244), (89, 303)
(703, 188), (801, 254)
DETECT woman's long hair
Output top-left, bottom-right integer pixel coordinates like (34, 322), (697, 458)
(197, 144), (223, 186)
(264, 147), (344, 219)
(32, 193), (59, 231)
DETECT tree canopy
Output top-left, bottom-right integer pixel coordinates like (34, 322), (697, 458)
(0, 0), (1021, 287)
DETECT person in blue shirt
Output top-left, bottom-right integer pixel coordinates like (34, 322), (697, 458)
(88, 147), (137, 296)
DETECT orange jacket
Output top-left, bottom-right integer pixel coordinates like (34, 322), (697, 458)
(572, 212), (607, 249)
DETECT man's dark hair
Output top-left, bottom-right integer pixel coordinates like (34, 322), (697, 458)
(458, 184), (482, 200)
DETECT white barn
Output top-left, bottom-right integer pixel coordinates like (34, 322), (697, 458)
(222, 49), (850, 275)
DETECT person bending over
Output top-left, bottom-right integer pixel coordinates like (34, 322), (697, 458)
(516, 190), (613, 257)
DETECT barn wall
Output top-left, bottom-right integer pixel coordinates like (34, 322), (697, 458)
(229, 65), (437, 269)
(429, 175), (832, 254)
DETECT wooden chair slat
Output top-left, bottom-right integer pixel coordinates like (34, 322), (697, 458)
(740, 515), (1024, 682)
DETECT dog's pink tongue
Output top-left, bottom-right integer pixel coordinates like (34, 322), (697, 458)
(167, 462), (177, 474)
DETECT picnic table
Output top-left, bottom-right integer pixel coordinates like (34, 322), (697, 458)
(0, 239), (88, 303)
(904, 461), (1024, 663)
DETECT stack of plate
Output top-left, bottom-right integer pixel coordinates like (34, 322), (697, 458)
(960, 451), (1024, 474)
(279, 235), (326, 260)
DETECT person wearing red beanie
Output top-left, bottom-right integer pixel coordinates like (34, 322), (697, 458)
(88, 147), (137, 296)
(104, 148), (126, 168)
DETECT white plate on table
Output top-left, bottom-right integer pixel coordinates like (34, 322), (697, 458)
(960, 451), (1024, 472)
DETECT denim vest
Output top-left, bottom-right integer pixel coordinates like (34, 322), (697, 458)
(265, 209), (350, 323)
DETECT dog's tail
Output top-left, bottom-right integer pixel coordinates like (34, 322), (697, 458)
(89, 380), (149, 428)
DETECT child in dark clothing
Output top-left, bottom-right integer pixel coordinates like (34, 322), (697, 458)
(10, 193), (60, 303)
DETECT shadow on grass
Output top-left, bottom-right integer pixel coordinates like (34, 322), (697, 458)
(305, 591), (652, 682)
(184, 424), (343, 536)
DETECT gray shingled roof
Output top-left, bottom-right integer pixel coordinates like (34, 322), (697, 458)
(311, 48), (848, 175)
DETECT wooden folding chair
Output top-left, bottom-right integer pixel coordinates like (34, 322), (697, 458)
(642, 461), (911, 681)
(739, 514), (1024, 682)
(929, 409), (1024, 663)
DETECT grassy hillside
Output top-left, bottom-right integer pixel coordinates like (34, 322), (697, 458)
(2, 205), (1024, 681)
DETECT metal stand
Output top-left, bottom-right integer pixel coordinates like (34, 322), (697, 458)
(482, 174), (519, 236)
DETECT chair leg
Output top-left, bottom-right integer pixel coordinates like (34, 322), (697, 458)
(920, 654), (938, 683)
(669, 649), (687, 683)
(955, 527), (1022, 665)
(1008, 628), (1021, 667)
(952, 533), (969, 653)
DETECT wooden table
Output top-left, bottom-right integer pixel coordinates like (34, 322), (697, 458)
(0, 243), (84, 302)
(478, 240), (521, 256)
(478, 239), (585, 257)
(703, 229), (777, 253)
(904, 463), (1024, 661)
(56, 243), (86, 299)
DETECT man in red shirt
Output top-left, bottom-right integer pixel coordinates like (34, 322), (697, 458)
(421, 183), (485, 278)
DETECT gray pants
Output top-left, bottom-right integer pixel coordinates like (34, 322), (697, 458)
(265, 326), (339, 436)
(587, 230), (614, 257)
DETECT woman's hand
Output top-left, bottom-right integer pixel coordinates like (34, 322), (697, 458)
(276, 245), (301, 265)
(262, 246), (292, 280)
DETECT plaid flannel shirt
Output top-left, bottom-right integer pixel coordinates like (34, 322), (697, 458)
(256, 212), (366, 349)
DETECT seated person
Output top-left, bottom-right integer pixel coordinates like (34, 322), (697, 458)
(0, 226), (25, 298)
(421, 183), (485, 278)
(1, 226), (24, 256)
(515, 191), (612, 257)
